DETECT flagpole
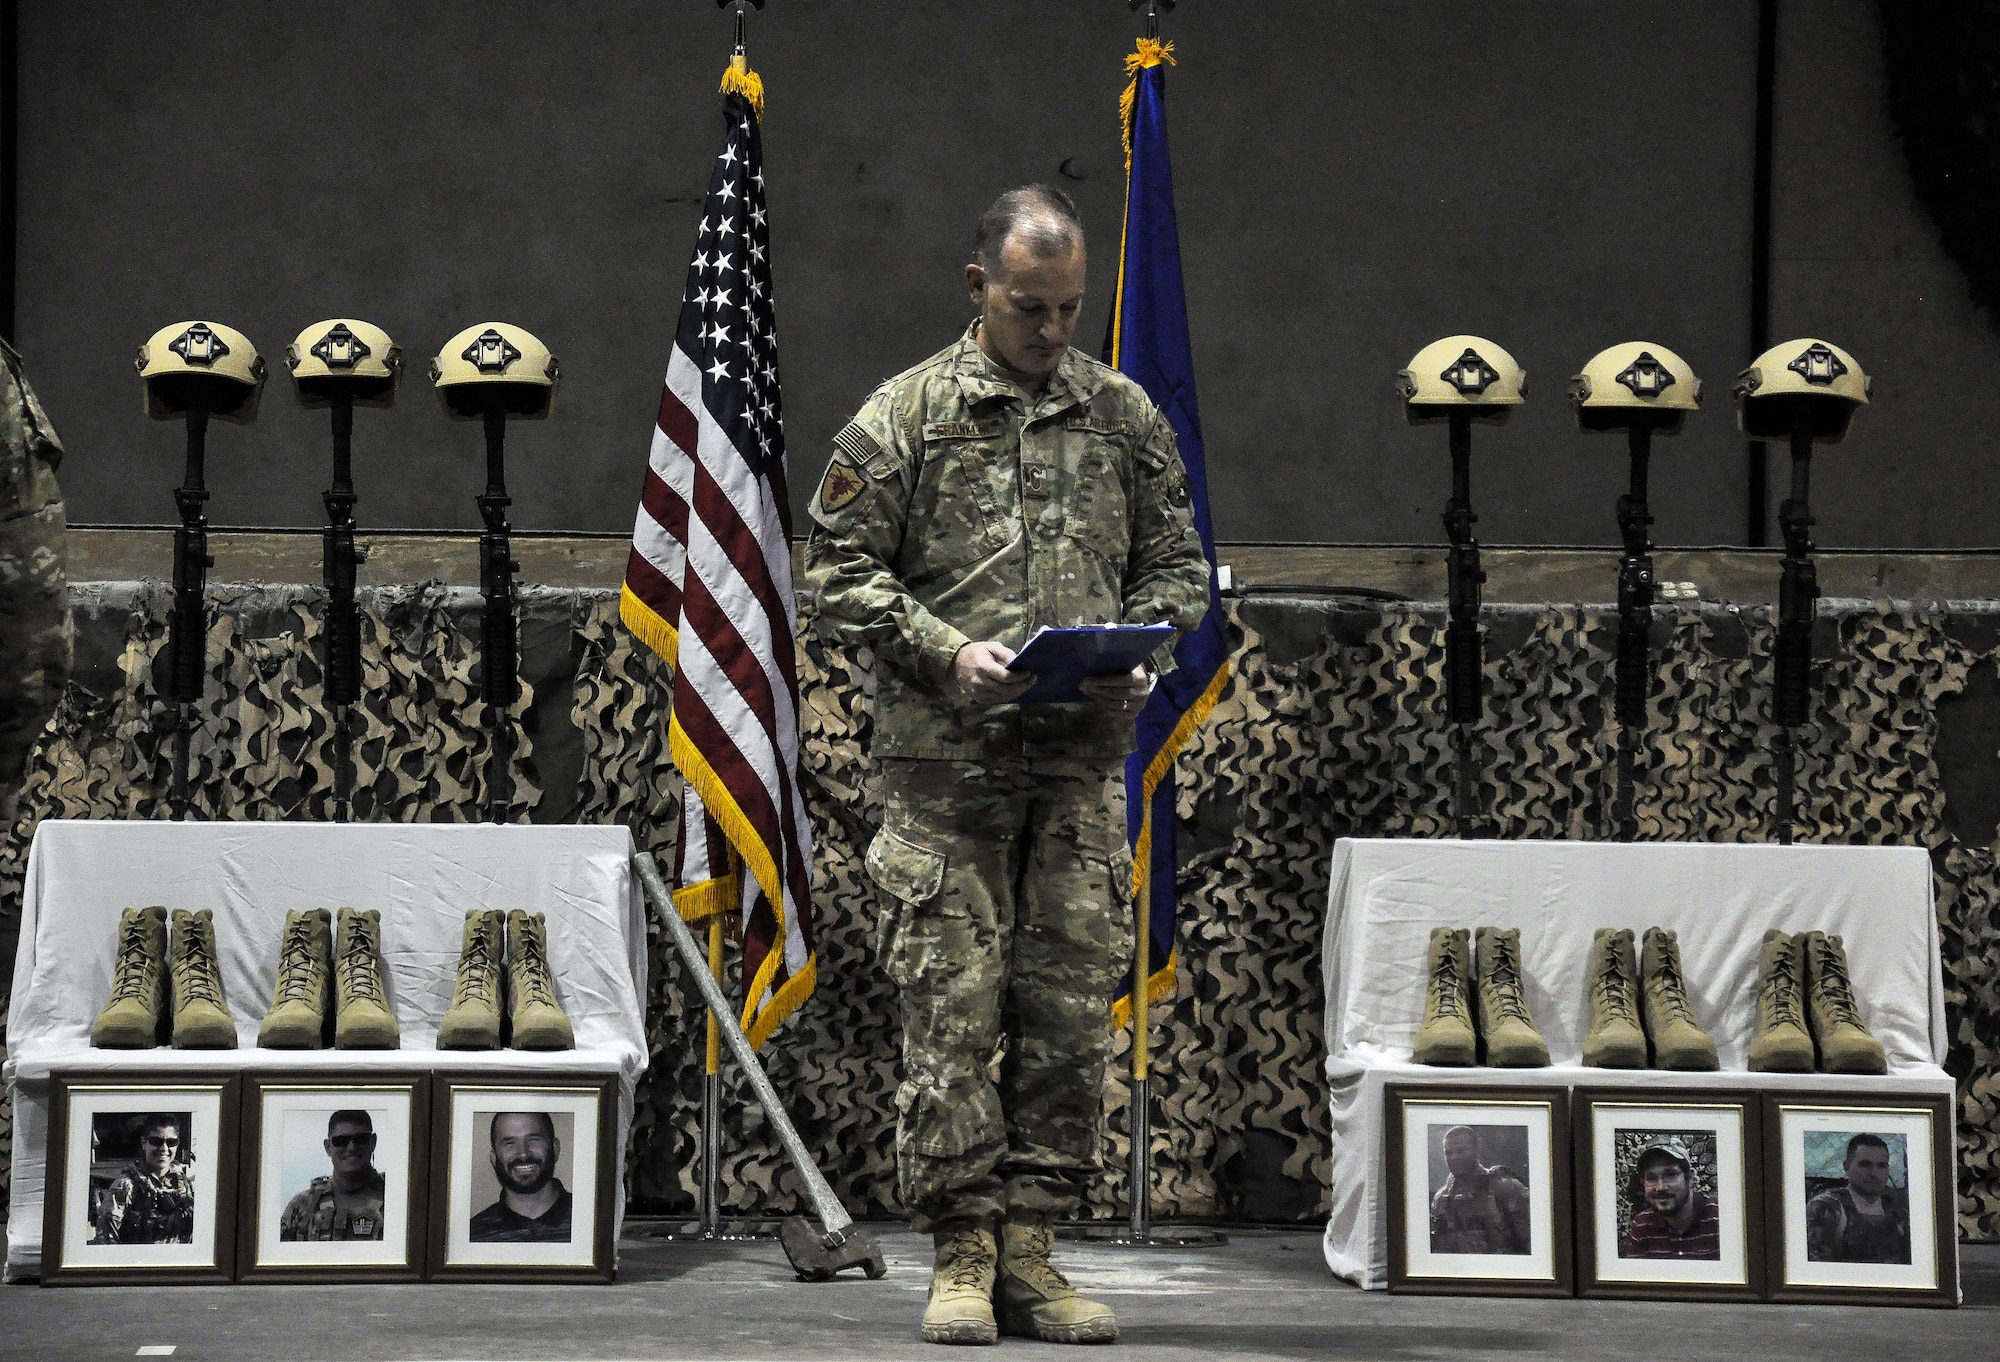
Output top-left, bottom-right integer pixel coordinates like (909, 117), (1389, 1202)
(1065, 0), (1224, 1251)
(650, 0), (782, 1246)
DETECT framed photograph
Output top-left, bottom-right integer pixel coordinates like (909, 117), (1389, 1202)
(1574, 1089), (1764, 1300)
(427, 1073), (617, 1281)
(1765, 1092), (1957, 1306)
(41, 1072), (241, 1285)
(1384, 1084), (1573, 1296)
(237, 1074), (431, 1282)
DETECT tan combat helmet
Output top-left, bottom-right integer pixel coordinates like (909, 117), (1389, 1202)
(287, 318), (402, 407)
(1569, 342), (1701, 434)
(136, 320), (266, 421)
(1396, 335), (1526, 424)
(429, 322), (559, 419)
(1733, 338), (1869, 442)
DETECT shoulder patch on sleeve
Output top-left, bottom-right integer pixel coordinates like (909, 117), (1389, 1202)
(832, 420), (887, 470)
(817, 460), (867, 513)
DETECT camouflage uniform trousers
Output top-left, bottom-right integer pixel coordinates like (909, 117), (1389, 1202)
(867, 754), (1132, 1233)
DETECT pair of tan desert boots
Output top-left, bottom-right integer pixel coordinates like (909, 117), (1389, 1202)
(922, 1212), (1116, 1347)
(90, 906), (239, 1049)
(1748, 929), (1886, 1074)
(1413, 926), (1550, 1067)
(1581, 927), (1717, 1070)
(256, 907), (400, 1049)
(437, 909), (573, 1051)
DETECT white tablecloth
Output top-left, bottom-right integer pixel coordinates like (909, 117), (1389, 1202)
(4, 820), (650, 1279)
(1318, 837), (1955, 1290)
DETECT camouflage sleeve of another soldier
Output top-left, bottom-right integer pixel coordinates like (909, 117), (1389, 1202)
(0, 337), (71, 825)
(803, 385), (971, 690)
(1117, 410), (1209, 675)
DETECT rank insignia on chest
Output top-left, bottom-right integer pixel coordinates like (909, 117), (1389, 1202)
(1022, 463), (1052, 499)
(819, 460), (866, 512)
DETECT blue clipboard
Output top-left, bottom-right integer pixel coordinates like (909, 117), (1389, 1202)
(1004, 624), (1176, 705)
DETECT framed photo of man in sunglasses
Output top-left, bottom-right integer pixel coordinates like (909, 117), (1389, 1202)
(42, 1072), (241, 1285)
(237, 1074), (430, 1282)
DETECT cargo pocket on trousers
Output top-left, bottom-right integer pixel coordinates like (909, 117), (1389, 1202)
(866, 827), (949, 975)
(898, 1077), (1003, 1159)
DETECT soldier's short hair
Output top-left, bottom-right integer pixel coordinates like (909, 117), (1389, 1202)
(1845, 1133), (1890, 1164)
(488, 1110), (557, 1149)
(1441, 1125), (1478, 1149)
(973, 185), (1084, 270)
(136, 1113), (181, 1141)
(327, 1109), (374, 1135)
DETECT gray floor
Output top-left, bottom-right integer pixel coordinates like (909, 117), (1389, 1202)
(4, 1228), (1995, 1361)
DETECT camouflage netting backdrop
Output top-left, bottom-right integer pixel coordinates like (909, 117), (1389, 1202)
(1, 584), (1998, 1240)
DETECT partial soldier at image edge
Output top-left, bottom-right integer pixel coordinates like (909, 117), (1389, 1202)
(0, 335), (71, 830)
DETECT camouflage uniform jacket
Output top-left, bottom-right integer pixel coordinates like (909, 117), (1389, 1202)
(94, 1162), (195, 1244)
(805, 325), (1210, 762)
(0, 336), (69, 787)
(1430, 1165), (1531, 1255)
(280, 1170), (387, 1241)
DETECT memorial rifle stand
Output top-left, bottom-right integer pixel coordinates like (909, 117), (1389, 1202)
(1444, 411), (1488, 840)
(165, 391), (215, 821)
(1773, 425), (1816, 846)
(1612, 422), (1655, 842)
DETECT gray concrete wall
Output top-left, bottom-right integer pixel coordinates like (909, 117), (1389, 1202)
(8, 2), (1986, 548)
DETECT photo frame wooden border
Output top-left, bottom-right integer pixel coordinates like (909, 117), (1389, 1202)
(236, 1072), (432, 1283)
(41, 1070), (242, 1286)
(1573, 1087), (1765, 1301)
(1385, 1083), (1574, 1297)
(425, 1071), (618, 1283)
(1763, 1090), (1958, 1307)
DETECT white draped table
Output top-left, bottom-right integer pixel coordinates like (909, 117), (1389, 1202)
(1318, 837), (1955, 1290)
(4, 820), (650, 1280)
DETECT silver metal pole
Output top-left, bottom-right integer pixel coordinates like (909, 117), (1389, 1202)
(700, 1071), (723, 1237)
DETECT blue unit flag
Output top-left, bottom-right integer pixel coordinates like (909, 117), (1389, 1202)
(1107, 38), (1231, 1029)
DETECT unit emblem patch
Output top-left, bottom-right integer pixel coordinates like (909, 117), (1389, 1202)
(819, 460), (865, 512)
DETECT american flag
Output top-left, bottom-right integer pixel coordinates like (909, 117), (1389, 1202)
(621, 62), (815, 1049)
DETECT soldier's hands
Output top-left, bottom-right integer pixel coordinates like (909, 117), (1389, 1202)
(1080, 664), (1154, 717)
(955, 641), (1037, 705)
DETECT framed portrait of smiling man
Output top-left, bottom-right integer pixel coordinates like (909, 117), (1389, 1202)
(428, 1074), (617, 1281)
(238, 1074), (430, 1282)
(1573, 1090), (1763, 1301)
(1765, 1092), (1957, 1306)
(41, 1072), (241, 1285)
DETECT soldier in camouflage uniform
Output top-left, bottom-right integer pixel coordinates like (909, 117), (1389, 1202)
(1429, 1125), (1531, 1255)
(806, 185), (1209, 1345)
(0, 336), (69, 828)
(280, 1110), (387, 1241)
(92, 1114), (196, 1244)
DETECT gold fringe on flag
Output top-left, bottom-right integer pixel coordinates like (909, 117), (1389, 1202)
(1110, 658), (1232, 1032)
(1118, 38), (1176, 169)
(618, 583), (680, 669)
(721, 53), (766, 121)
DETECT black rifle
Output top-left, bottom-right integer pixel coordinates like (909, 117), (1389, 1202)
(1443, 412), (1485, 838)
(322, 390), (361, 821)
(1773, 427), (1816, 845)
(477, 400), (521, 824)
(166, 392), (214, 820)
(1612, 423), (1656, 842)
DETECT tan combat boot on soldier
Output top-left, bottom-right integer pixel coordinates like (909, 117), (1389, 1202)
(258, 908), (333, 1048)
(1474, 927), (1549, 1067)
(1748, 929), (1816, 1072)
(922, 1220), (999, 1346)
(1413, 927), (1476, 1065)
(1582, 928), (1648, 1068)
(996, 1211), (1117, 1344)
(333, 908), (399, 1049)
(1641, 927), (1718, 1070)
(1802, 931), (1887, 1074)
(437, 910), (504, 1050)
(91, 905), (169, 1048)
(507, 910), (575, 1050)
(170, 908), (237, 1048)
